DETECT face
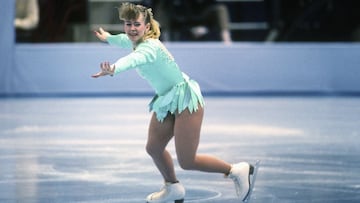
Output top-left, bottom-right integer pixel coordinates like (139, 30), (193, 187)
(124, 14), (150, 44)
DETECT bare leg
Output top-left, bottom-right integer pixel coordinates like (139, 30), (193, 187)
(174, 106), (231, 174)
(146, 113), (178, 183)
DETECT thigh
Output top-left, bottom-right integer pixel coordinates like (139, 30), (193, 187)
(147, 112), (175, 151)
(174, 106), (204, 162)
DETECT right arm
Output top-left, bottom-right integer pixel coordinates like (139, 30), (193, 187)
(94, 28), (132, 48)
(91, 28), (134, 78)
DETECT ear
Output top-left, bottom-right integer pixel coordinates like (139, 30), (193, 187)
(146, 23), (151, 32)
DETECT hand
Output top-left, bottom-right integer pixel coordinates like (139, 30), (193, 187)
(94, 27), (110, 42)
(91, 62), (115, 78)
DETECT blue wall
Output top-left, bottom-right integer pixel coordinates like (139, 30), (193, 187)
(9, 42), (360, 96)
(1, 0), (360, 97)
(0, 0), (15, 94)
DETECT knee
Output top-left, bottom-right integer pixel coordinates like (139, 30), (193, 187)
(146, 143), (161, 157)
(178, 158), (196, 170)
(145, 143), (155, 156)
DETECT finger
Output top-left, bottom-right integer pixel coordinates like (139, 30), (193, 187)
(92, 71), (105, 78)
(107, 63), (113, 73)
(99, 27), (105, 34)
(100, 62), (107, 71)
(103, 62), (111, 72)
(94, 28), (106, 41)
(91, 72), (101, 78)
(94, 30), (100, 38)
(105, 62), (110, 71)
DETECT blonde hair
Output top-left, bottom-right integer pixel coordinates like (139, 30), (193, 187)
(118, 2), (161, 40)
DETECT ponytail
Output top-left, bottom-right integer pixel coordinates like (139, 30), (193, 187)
(144, 12), (161, 40)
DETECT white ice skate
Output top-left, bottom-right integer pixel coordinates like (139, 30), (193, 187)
(228, 160), (260, 202)
(146, 182), (185, 203)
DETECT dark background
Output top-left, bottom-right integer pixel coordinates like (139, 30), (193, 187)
(16, 0), (360, 43)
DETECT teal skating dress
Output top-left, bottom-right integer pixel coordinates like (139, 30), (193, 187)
(107, 34), (204, 122)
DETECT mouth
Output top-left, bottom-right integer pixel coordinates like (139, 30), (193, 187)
(128, 32), (138, 37)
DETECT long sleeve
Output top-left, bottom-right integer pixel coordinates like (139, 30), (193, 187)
(110, 38), (185, 97)
(106, 34), (133, 49)
(113, 41), (157, 75)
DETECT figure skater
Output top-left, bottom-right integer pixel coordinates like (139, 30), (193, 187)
(92, 2), (256, 202)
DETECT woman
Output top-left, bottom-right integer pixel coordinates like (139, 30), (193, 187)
(92, 3), (256, 202)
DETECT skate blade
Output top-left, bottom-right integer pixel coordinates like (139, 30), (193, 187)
(146, 199), (183, 203)
(243, 160), (260, 203)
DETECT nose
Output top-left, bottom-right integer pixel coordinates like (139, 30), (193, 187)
(130, 24), (136, 30)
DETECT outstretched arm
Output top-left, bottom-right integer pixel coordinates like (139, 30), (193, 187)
(91, 41), (156, 78)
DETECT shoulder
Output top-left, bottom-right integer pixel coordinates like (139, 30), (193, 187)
(139, 39), (162, 48)
(138, 39), (175, 62)
(136, 39), (163, 52)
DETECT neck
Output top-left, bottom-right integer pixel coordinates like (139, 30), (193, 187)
(133, 39), (144, 49)
(132, 38), (145, 50)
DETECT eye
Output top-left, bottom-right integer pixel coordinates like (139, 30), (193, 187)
(134, 22), (141, 27)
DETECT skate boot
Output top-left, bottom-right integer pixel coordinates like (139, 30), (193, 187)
(228, 162), (254, 201)
(146, 181), (185, 203)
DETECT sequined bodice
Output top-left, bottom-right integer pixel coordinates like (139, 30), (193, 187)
(107, 34), (185, 95)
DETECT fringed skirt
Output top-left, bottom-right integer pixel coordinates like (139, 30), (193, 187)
(149, 74), (205, 122)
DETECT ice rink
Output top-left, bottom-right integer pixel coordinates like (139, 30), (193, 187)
(1, 96), (359, 203)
